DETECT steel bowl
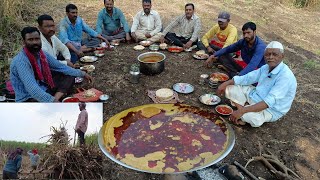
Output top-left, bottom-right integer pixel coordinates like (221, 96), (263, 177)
(137, 52), (166, 75)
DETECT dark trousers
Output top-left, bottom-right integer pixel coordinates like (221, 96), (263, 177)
(164, 32), (197, 47)
(219, 54), (244, 78)
(197, 41), (222, 54)
(25, 71), (75, 102)
(77, 130), (85, 145)
(3, 170), (18, 179)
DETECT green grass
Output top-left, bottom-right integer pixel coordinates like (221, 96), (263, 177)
(303, 59), (320, 70)
(84, 133), (98, 146)
(0, 140), (46, 155)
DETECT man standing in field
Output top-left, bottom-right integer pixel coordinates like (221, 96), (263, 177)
(27, 149), (40, 170)
(131, 0), (162, 42)
(75, 102), (88, 146)
(216, 41), (297, 127)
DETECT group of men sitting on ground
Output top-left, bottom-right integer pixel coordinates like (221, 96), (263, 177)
(8, 0), (297, 127)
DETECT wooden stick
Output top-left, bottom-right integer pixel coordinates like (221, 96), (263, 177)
(234, 161), (259, 180)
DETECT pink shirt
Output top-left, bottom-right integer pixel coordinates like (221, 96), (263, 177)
(76, 109), (88, 133)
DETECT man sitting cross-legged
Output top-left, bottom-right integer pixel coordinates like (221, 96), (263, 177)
(10, 27), (92, 102)
(59, 4), (109, 63)
(160, 3), (201, 49)
(216, 41), (297, 127)
(96, 0), (131, 42)
(131, 0), (162, 43)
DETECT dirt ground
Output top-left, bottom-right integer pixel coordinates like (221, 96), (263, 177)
(1, 0), (320, 179)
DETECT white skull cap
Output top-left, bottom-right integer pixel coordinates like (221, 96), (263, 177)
(266, 41), (284, 51)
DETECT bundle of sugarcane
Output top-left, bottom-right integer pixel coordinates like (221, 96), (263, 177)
(39, 125), (103, 179)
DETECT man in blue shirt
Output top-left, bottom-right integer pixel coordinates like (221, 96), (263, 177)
(96, 0), (131, 42)
(10, 27), (93, 102)
(205, 22), (266, 77)
(216, 41), (297, 127)
(59, 4), (109, 63)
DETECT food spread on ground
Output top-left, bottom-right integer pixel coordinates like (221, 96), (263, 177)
(155, 88), (174, 101)
(173, 83), (194, 94)
(80, 65), (95, 72)
(82, 90), (96, 98)
(134, 45), (145, 51)
(193, 50), (209, 59)
(168, 46), (184, 53)
(80, 56), (98, 63)
(101, 104), (232, 173)
(140, 40), (152, 46)
(210, 73), (229, 82)
(199, 94), (221, 105)
(215, 105), (233, 115)
(141, 55), (163, 63)
(159, 43), (168, 50)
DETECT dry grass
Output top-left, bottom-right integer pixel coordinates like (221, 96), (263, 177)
(40, 124), (103, 179)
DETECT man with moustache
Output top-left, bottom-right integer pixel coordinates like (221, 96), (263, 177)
(131, 0), (162, 42)
(160, 3), (201, 49)
(59, 4), (109, 63)
(205, 22), (266, 78)
(10, 27), (93, 102)
(216, 41), (297, 127)
(37, 14), (74, 67)
(96, 0), (131, 42)
(197, 12), (238, 54)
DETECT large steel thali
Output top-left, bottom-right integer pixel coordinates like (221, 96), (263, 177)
(98, 103), (235, 174)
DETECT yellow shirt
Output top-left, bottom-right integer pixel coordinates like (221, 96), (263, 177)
(201, 23), (238, 48)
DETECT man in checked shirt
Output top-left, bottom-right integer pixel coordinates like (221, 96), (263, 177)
(160, 3), (201, 50)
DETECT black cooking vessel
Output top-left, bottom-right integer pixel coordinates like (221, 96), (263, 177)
(137, 52), (166, 75)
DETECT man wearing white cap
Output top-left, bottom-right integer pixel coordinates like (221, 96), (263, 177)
(216, 41), (297, 127)
(198, 11), (238, 54)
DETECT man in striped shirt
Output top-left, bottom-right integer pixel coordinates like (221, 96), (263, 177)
(10, 27), (92, 102)
(160, 3), (201, 49)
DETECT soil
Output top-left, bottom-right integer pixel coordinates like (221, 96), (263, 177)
(80, 41), (319, 180)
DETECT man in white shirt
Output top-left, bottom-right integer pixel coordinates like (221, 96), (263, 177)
(37, 14), (74, 68)
(131, 0), (162, 42)
(217, 41), (297, 127)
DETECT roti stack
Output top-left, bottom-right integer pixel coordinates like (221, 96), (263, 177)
(156, 88), (174, 101)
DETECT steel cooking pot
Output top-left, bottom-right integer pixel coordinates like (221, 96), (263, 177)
(137, 52), (166, 75)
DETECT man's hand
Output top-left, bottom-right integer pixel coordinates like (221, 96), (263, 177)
(145, 33), (151, 38)
(103, 38), (110, 47)
(76, 50), (84, 57)
(184, 40), (193, 49)
(131, 32), (138, 42)
(216, 79), (235, 96)
(126, 33), (131, 42)
(204, 55), (217, 68)
(207, 46), (215, 54)
(66, 60), (75, 68)
(160, 35), (165, 44)
(83, 72), (93, 83)
(229, 105), (245, 123)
